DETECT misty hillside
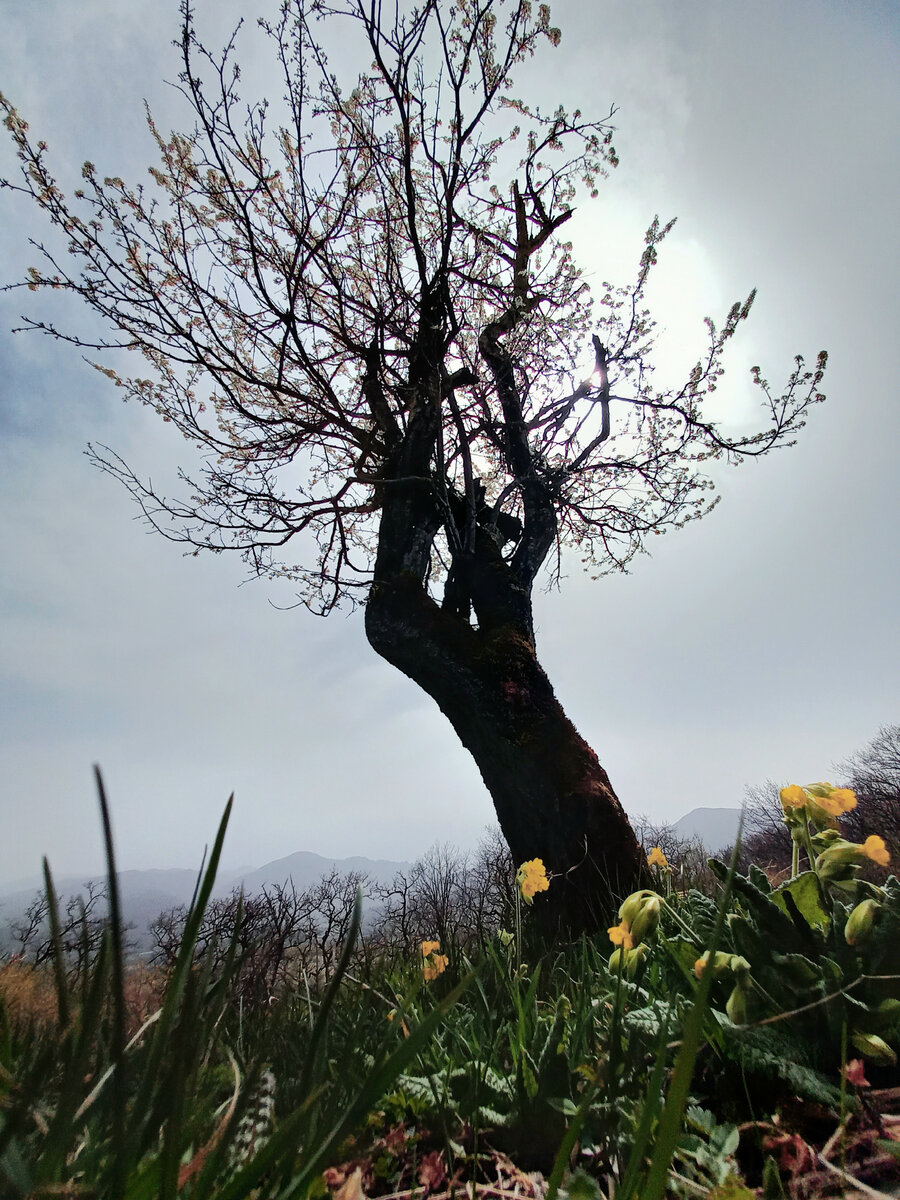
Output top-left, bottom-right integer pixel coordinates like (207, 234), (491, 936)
(672, 807), (743, 852)
(0, 851), (410, 954)
(228, 851), (410, 897)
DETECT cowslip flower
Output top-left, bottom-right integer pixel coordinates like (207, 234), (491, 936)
(726, 984), (748, 1025)
(516, 858), (550, 904)
(816, 834), (891, 880)
(607, 919), (634, 951)
(608, 889), (662, 957)
(845, 898), (880, 945)
(781, 782), (857, 820)
(693, 951), (746, 980)
(618, 889), (659, 927)
(647, 846), (668, 869)
(806, 783), (857, 815)
(609, 941), (649, 978)
(421, 940), (449, 982)
(780, 785), (808, 811)
(862, 835), (890, 866)
(630, 894), (661, 943)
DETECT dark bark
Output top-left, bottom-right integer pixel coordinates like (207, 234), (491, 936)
(364, 286), (644, 938)
(365, 569), (645, 937)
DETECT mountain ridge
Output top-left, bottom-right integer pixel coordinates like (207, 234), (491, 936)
(0, 808), (743, 942)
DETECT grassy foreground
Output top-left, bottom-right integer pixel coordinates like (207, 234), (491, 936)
(2, 773), (900, 1199)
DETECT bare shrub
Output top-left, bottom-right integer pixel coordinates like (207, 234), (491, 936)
(838, 725), (900, 862)
(5, 880), (132, 978)
(151, 870), (372, 1004)
(630, 816), (719, 894)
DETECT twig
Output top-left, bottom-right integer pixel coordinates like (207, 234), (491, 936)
(816, 1151), (894, 1199)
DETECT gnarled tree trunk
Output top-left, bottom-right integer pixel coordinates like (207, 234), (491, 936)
(365, 569), (645, 936)
(362, 292), (646, 937)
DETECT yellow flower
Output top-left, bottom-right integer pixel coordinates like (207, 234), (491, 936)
(607, 920), (634, 951)
(421, 940), (449, 981)
(647, 846), (668, 869)
(423, 954), (449, 982)
(814, 786), (857, 816)
(516, 858), (550, 904)
(780, 785), (808, 810)
(863, 835), (890, 866)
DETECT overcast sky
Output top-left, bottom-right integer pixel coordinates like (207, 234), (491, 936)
(1, 1), (898, 888)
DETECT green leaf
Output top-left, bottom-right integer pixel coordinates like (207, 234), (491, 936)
(772, 872), (829, 930)
(748, 864), (772, 894)
(560, 1168), (603, 1200)
(709, 1173), (757, 1200)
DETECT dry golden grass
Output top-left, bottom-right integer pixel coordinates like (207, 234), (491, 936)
(0, 957), (169, 1035)
(0, 957), (58, 1027)
(121, 961), (168, 1036)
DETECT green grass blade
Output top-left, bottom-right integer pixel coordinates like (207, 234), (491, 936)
(124, 794), (233, 1167)
(95, 766), (128, 1197)
(33, 929), (112, 1183)
(609, 1020), (671, 1200)
(41, 859), (69, 1030)
(276, 970), (475, 1200)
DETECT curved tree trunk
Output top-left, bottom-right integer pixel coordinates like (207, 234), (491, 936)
(362, 293), (646, 937)
(365, 572), (645, 936)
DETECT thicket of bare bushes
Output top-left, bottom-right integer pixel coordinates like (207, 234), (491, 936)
(629, 817), (718, 893)
(4, 880), (122, 972)
(2, 829), (515, 1010)
(151, 829), (515, 1004)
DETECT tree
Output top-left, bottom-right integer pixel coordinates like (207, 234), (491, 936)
(0, 0), (827, 934)
(6, 880), (114, 976)
(838, 725), (900, 862)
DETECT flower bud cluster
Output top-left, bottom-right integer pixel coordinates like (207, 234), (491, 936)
(607, 889), (661, 977)
(693, 952), (752, 1024)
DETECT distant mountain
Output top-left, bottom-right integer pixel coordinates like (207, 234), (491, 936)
(672, 807), (742, 852)
(225, 850), (407, 897)
(0, 852), (409, 954)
